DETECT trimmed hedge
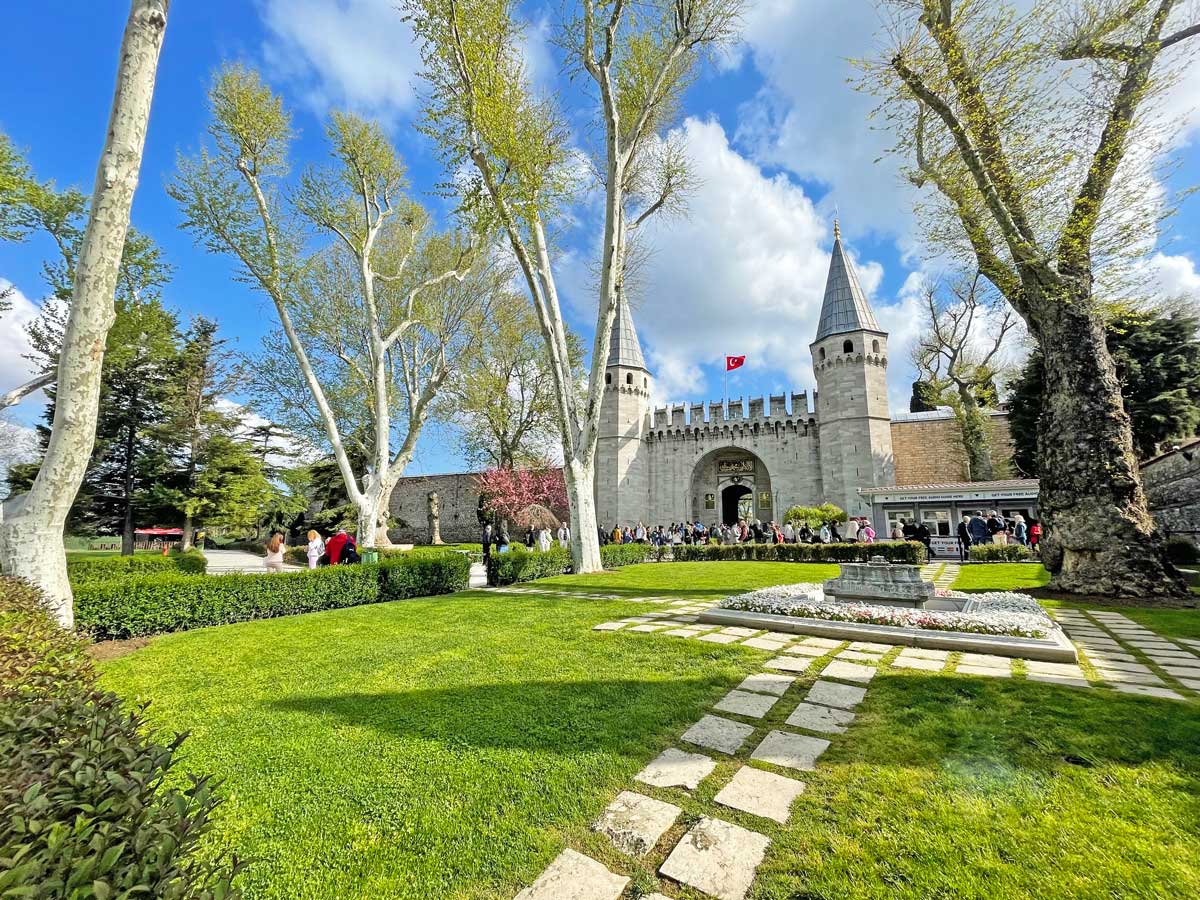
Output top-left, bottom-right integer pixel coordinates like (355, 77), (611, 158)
(0, 576), (241, 897)
(75, 554), (471, 640)
(968, 543), (1035, 563)
(67, 550), (207, 583)
(670, 541), (927, 564)
(488, 543), (653, 586)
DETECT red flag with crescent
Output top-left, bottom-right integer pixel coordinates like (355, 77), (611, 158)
(726, 355), (746, 371)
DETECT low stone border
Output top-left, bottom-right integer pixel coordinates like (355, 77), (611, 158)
(697, 607), (1078, 662)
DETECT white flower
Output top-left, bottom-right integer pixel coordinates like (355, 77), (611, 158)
(719, 584), (1056, 638)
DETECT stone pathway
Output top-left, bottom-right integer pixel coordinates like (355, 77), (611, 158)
(514, 635), (881, 899)
(918, 562), (961, 589)
(203, 548), (303, 573)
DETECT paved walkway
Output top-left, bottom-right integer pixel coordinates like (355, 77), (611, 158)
(202, 548), (302, 574)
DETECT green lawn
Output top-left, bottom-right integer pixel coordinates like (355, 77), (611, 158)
(99, 561), (1200, 899)
(951, 562), (1052, 591)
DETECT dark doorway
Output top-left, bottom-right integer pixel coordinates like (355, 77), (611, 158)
(722, 484), (752, 526)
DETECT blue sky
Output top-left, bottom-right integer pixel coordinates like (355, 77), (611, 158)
(2, 0), (1199, 476)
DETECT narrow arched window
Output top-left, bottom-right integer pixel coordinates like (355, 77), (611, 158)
(644, 377), (648, 388)
(626, 373), (633, 385)
(843, 339), (853, 354)
(872, 339), (880, 354)
(819, 347), (826, 361)
(605, 372), (612, 385)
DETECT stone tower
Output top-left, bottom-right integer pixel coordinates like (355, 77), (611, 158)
(595, 296), (652, 528)
(810, 221), (895, 516)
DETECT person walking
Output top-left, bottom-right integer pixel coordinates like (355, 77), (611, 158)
(968, 511), (990, 547)
(481, 522), (493, 569)
(305, 529), (325, 570)
(537, 526), (552, 552)
(861, 520), (876, 543)
(957, 514), (972, 561)
(557, 522), (571, 548)
(1029, 519), (1042, 549)
(988, 510), (1008, 545)
(1013, 513), (1028, 546)
(264, 533), (287, 573)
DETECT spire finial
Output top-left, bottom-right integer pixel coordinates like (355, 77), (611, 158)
(833, 203), (841, 241)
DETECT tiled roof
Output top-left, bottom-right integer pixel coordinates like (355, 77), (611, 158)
(858, 479), (1040, 494)
(814, 229), (881, 341)
(606, 296), (647, 370)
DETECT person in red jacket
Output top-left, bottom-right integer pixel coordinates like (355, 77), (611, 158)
(325, 529), (350, 564)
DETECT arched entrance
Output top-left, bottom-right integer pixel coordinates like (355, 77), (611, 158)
(689, 447), (773, 526)
(721, 484), (753, 525)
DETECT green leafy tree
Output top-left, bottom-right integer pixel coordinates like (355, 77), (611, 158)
(1009, 304), (1200, 473)
(185, 432), (275, 534)
(784, 503), (847, 528)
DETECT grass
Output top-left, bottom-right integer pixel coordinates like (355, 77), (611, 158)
(951, 562), (1052, 592)
(98, 561), (1200, 899)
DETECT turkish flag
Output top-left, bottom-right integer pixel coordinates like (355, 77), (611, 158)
(726, 355), (746, 371)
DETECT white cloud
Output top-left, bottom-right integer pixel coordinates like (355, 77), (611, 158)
(0, 280), (45, 414)
(0, 415), (39, 493)
(258, 0), (421, 122)
(1145, 251), (1200, 299)
(594, 117), (907, 411)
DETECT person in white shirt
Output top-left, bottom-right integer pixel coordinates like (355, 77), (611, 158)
(305, 529), (325, 569)
(847, 518), (860, 542)
(537, 527), (552, 552)
(557, 524), (571, 547)
(783, 521), (795, 543)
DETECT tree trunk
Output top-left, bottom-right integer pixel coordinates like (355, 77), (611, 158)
(1033, 289), (1183, 597)
(120, 392), (137, 556)
(0, 0), (168, 627)
(181, 510), (194, 551)
(564, 456), (601, 574)
(955, 392), (994, 482)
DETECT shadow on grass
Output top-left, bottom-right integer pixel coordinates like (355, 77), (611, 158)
(269, 677), (729, 754)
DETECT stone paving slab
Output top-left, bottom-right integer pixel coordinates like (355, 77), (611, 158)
(751, 730), (832, 772)
(1148, 652), (1200, 664)
(636, 747), (717, 790)
(820, 661), (877, 683)
(593, 791), (680, 857)
(836, 650), (884, 663)
(715, 689), (780, 719)
(621, 617), (655, 623)
(1111, 683), (1186, 701)
(593, 622), (626, 631)
(742, 637), (791, 651)
(514, 848), (629, 900)
(663, 628), (705, 637)
(1179, 679), (1200, 691)
(1127, 640), (1179, 650)
(738, 672), (795, 696)
(848, 641), (895, 653)
(1028, 673), (1092, 689)
(799, 637), (844, 649)
(765, 656), (816, 673)
(957, 664), (1011, 678)
(959, 653), (1012, 668)
(682, 715), (756, 754)
(785, 701), (856, 734)
(897, 647), (950, 661)
(1160, 665), (1200, 679)
(1025, 660), (1086, 678)
(1083, 658), (1152, 673)
(1080, 651), (1139, 665)
(714, 766), (806, 823)
(1095, 668), (1164, 685)
(699, 632), (743, 644)
(629, 624), (670, 632)
(892, 656), (944, 672)
(807, 680), (867, 709)
(659, 817), (770, 900)
(782, 644), (831, 657)
(720, 627), (760, 637)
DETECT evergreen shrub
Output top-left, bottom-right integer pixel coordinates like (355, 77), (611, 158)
(968, 543), (1035, 563)
(67, 550), (207, 583)
(671, 541), (926, 564)
(74, 554), (470, 640)
(0, 576), (241, 898)
(488, 543), (652, 585)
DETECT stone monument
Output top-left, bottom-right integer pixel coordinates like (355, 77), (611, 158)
(823, 556), (938, 609)
(427, 491), (443, 545)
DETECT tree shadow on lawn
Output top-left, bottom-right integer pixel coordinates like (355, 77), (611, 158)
(268, 676), (732, 755)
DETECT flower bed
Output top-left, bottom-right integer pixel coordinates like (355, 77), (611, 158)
(719, 583), (1056, 638)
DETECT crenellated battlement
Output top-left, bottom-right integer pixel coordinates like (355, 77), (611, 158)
(647, 391), (817, 440)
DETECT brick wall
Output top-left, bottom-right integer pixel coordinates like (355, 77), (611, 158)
(387, 472), (483, 544)
(890, 412), (1014, 486)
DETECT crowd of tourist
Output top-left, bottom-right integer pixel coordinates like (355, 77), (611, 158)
(599, 516), (879, 547)
(955, 509), (1041, 554)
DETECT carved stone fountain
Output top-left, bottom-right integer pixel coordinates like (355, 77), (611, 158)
(823, 556), (964, 610)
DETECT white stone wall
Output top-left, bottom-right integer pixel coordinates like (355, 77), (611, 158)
(595, 365), (652, 528)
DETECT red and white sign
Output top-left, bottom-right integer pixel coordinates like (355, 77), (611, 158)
(726, 355), (746, 371)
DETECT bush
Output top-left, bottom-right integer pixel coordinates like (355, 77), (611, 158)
(969, 543), (1035, 563)
(0, 576), (241, 897)
(74, 554), (471, 640)
(67, 549), (207, 583)
(670, 541), (927, 564)
(1165, 535), (1199, 566)
(487, 542), (652, 586)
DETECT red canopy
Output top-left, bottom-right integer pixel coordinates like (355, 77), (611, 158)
(134, 527), (183, 536)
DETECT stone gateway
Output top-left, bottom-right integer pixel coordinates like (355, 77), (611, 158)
(594, 222), (894, 527)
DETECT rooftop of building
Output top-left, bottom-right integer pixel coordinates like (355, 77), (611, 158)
(813, 220), (882, 342)
(859, 478), (1040, 495)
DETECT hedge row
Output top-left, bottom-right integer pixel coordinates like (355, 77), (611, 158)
(75, 554), (471, 640)
(67, 550), (207, 583)
(968, 543), (1036, 562)
(0, 576), (241, 897)
(488, 543), (653, 586)
(670, 541), (927, 564)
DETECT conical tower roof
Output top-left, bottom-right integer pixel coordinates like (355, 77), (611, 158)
(814, 221), (881, 341)
(606, 294), (647, 370)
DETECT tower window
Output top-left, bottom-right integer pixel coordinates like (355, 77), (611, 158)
(605, 372), (612, 385)
(644, 377), (648, 388)
(843, 339), (854, 354)
(872, 339), (880, 353)
(819, 347), (826, 361)
(626, 373), (633, 385)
